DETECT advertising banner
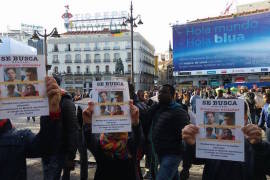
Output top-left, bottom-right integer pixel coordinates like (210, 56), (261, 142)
(0, 55), (49, 119)
(195, 99), (245, 162)
(173, 12), (270, 75)
(91, 81), (131, 133)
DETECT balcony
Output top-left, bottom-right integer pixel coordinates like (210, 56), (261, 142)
(93, 47), (100, 51)
(65, 48), (71, 52)
(126, 58), (131, 62)
(125, 71), (131, 74)
(51, 48), (59, 52)
(103, 59), (111, 63)
(125, 45), (131, 49)
(74, 72), (83, 75)
(52, 60), (60, 64)
(84, 72), (92, 75)
(74, 59), (82, 63)
(93, 71), (101, 75)
(94, 59), (101, 63)
(113, 58), (118, 62)
(113, 46), (120, 50)
(103, 46), (111, 50)
(84, 59), (91, 63)
(65, 60), (72, 63)
(84, 47), (91, 51)
(104, 71), (112, 75)
(65, 72), (73, 75)
(74, 48), (81, 51)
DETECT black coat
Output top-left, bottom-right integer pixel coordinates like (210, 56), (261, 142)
(185, 140), (270, 180)
(147, 102), (189, 156)
(84, 124), (144, 180)
(0, 117), (62, 180)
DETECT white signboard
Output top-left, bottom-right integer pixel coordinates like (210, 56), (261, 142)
(0, 55), (49, 119)
(196, 99), (245, 162)
(92, 81), (131, 133)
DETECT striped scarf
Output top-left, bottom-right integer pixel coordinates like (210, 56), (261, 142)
(100, 132), (130, 160)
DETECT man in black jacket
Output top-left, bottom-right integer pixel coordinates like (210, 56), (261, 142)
(147, 84), (189, 180)
(0, 76), (62, 180)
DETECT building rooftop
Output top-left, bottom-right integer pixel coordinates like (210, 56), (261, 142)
(61, 28), (130, 36)
(181, 8), (270, 25)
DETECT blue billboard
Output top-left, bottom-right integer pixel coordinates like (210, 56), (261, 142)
(173, 12), (270, 74)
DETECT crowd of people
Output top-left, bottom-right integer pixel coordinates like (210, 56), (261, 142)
(1, 76), (270, 180)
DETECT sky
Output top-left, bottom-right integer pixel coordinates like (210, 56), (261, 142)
(0, 0), (261, 53)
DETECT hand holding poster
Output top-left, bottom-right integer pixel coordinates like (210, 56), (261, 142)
(196, 99), (244, 162)
(91, 81), (131, 133)
(0, 55), (49, 119)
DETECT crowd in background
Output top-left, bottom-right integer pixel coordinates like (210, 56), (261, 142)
(1, 76), (270, 180)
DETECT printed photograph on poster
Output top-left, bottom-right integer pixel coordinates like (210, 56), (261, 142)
(196, 99), (245, 162)
(0, 55), (49, 119)
(92, 81), (131, 133)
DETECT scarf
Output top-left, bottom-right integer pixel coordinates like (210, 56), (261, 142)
(99, 132), (130, 160)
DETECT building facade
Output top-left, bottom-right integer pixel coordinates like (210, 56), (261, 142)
(237, 0), (270, 13)
(157, 42), (173, 86)
(47, 29), (155, 92)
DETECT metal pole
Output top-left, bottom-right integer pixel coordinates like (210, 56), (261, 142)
(130, 1), (134, 86)
(44, 29), (48, 75)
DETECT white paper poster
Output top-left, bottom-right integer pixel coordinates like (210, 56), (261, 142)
(92, 81), (131, 133)
(196, 99), (245, 162)
(0, 55), (49, 119)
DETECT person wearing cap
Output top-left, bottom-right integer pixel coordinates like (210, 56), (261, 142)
(0, 77), (62, 180)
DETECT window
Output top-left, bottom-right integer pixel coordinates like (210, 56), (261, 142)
(85, 54), (91, 63)
(76, 66), (80, 73)
(66, 54), (71, 60)
(54, 66), (58, 73)
(126, 52), (131, 62)
(53, 55), (58, 63)
(94, 42), (100, 50)
(113, 42), (120, 50)
(75, 54), (81, 63)
(94, 54), (101, 63)
(65, 44), (71, 51)
(75, 43), (81, 51)
(104, 53), (110, 62)
(96, 65), (100, 73)
(53, 44), (58, 52)
(67, 66), (71, 73)
(105, 65), (110, 73)
(127, 52), (131, 59)
(113, 53), (120, 62)
(84, 43), (91, 51)
(104, 42), (110, 50)
(86, 66), (89, 73)
(128, 64), (132, 72)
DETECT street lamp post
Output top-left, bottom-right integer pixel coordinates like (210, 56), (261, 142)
(122, 1), (143, 87)
(31, 28), (60, 74)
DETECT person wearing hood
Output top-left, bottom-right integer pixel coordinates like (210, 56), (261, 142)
(82, 100), (143, 180)
(146, 84), (190, 180)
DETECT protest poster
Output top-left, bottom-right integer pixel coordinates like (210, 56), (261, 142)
(75, 97), (92, 110)
(91, 81), (131, 133)
(196, 99), (245, 162)
(0, 55), (49, 119)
